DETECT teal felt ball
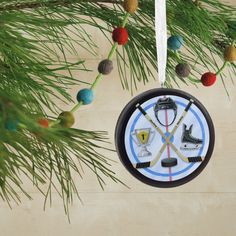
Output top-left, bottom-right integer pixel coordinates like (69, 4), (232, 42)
(5, 119), (19, 132)
(77, 89), (94, 105)
(167, 35), (184, 50)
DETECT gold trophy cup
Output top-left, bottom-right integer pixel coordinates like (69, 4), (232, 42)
(131, 128), (155, 157)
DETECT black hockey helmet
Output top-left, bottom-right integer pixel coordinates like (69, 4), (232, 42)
(154, 97), (177, 126)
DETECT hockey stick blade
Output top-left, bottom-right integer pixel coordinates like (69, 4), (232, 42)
(135, 162), (151, 169)
(188, 156), (203, 162)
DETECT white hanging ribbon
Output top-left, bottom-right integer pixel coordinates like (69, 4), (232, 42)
(155, 0), (167, 86)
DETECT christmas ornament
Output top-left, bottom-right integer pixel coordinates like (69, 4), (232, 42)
(112, 27), (129, 45)
(58, 111), (75, 128)
(224, 45), (236, 62)
(115, 0), (215, 187)
(98, 59), (113, 75)
(115, 88), (215, 187)
(175, 63), (191, 78)
(167, 35), (184, 51)
(77, 88), (94, 105)
(123, 0), (138, 14)
(201, 72), (216, 87)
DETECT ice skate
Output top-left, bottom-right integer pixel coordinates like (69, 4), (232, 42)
(180, 124), (203, 150)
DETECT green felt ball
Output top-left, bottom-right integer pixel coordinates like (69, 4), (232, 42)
(58, 111), (75, 128)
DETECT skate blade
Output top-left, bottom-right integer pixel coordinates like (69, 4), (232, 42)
(180, 144), (202, 151)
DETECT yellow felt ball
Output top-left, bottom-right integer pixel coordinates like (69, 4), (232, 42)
(224, 45), (236, 62)
(123, 0), (138, 14)
(58, 111), (75, 128)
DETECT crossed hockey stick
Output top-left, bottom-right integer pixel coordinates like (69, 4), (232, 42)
(134, 99), (204, 169)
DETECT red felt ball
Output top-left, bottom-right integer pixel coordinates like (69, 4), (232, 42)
(201, 72), (216, 87)
(38, 118), (49, 128)
(112, 27), (128, 45)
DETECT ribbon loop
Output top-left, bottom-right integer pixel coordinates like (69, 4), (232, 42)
(155, 0), (167, 86)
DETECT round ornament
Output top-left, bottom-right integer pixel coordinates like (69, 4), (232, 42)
(115, 88), (215, 187)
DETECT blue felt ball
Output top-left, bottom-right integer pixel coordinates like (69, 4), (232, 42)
(5, 119), (19, 132)
(77, 89), (94, 105)
(167, 35), (184, 50)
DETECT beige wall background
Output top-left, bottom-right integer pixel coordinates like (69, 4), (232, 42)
(0, 2), (236, 236)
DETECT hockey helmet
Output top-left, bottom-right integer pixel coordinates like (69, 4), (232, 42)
(154, 97), (177, 126)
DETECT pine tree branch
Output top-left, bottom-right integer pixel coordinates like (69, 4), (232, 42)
(0, 0), (121, 12)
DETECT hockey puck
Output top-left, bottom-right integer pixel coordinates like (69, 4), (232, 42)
(115, 88), (215, 188)
(161, 158), (178, 167)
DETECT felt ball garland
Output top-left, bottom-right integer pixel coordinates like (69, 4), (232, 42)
(167, 33), (235, 87)
(8, 1), (134, 131)
(49, 0), (134, 126)
(8, 0), (235, 131)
